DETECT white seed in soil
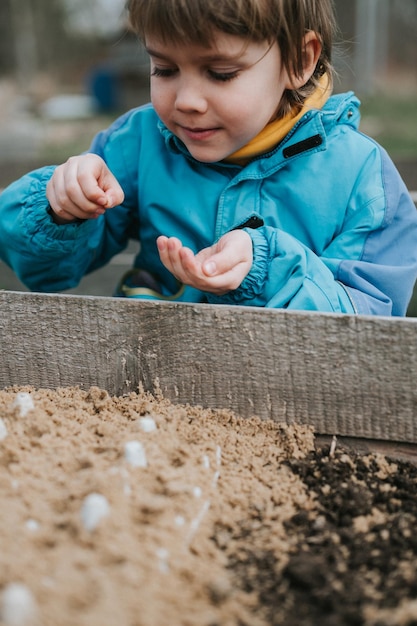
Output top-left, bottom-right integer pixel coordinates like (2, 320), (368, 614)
(137, 416), (157, 433)
(0, 418), (8, 440)
(80, 493), (110, 532)
(124, 440), (147, 468)
(193, 486), (202, 498)
(156, 548), (169, 573)
(25, 519), (40, 533)
(12, 393), (35, 418)
(1, 582), (37, 626)
(187, 499), (211, 545)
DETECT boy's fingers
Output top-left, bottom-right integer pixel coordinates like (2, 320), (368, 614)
(202, 250), (235, 276)
(72, 157), (123, 208)
(99, 172), (125, 207)
(47, 155), (124, 222)
(202, 260), (217, 276)
(202, 231), (253, 277)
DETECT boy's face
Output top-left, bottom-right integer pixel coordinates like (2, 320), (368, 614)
(146, 31), (291, 163)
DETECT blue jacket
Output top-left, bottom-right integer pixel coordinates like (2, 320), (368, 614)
(1, 92), (417, 315)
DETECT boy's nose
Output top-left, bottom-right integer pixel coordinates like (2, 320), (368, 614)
(174, 78), (208, 113)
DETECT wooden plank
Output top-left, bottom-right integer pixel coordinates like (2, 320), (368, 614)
(316, 435), (417, 465)
(1, 290), (417, 443)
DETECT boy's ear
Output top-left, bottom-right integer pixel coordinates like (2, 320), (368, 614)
(286, 31), (322, 89)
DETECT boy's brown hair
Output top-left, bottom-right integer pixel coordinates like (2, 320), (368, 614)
(127, 0), (337, 116)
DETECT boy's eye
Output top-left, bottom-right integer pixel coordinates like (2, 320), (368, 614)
(151, 65), (240, 82)
(208, 69), (240, 82)
(151, 67), (176, 78)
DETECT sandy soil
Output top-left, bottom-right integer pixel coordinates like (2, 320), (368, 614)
(1, 386), (417, 626)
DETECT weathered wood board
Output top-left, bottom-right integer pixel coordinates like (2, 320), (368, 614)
(1, 290), (417, 445)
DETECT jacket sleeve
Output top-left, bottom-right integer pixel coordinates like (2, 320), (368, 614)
(0, 110), (143, 292)
(0, 167), (93, 291)
(0, 164), (136, 292)
(207, 152), (417, 316)
(207, 225), (357, 313)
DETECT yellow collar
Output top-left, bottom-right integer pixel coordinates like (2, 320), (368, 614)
(224, 74), (331, 165)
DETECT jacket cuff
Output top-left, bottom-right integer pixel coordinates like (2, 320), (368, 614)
(208, 227), (270, 305)
(21, 170), (96, 254)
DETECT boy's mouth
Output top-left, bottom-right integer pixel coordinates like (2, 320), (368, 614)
(180, 125), (220, 141)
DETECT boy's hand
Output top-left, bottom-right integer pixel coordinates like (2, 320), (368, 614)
(46, 154), (125, 224)
(157, 230), (253, 295)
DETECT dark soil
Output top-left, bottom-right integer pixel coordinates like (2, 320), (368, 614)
(225, 445), (417, 626)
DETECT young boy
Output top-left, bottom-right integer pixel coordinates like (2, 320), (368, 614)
(0, 0), (416, 315)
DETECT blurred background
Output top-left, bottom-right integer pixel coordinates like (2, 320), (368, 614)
(1, 0), (417, 312)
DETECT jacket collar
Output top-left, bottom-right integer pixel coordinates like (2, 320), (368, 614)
(158, 90), (361, 167)
(224, 73), (332, 166)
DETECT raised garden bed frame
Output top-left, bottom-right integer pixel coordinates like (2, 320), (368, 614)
(2, 290), (417, 462)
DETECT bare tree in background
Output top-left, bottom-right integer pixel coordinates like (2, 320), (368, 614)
(1, 0), (62, 79)
(0, 0), (110, 86)
(9, 0), (38, 88)
(391, 0), (417, 66)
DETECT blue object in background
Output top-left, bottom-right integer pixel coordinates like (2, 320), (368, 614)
(88, 65), (120, 113)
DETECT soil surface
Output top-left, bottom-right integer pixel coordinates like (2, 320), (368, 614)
(1, 386), (417, 626)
